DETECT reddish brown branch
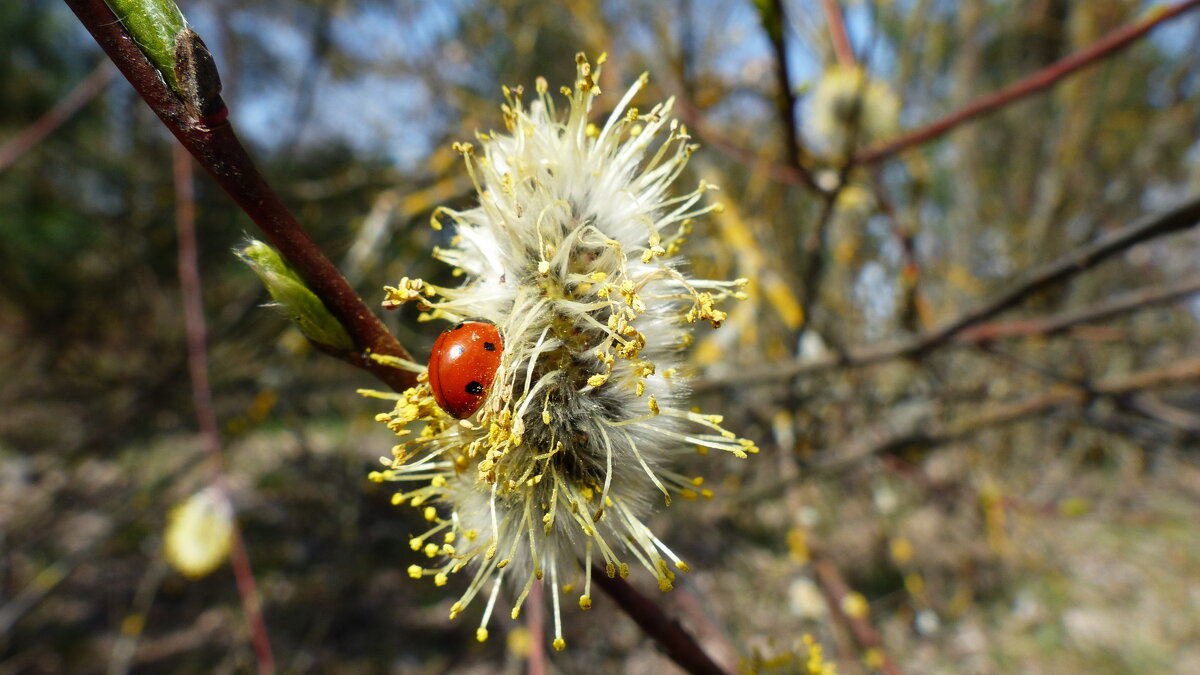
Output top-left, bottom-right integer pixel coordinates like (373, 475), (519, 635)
(810, 551), (901, 675)
(65, 0), (416, 392)
(591, 568), (728, 675)
(0, 61), (115, 173)
(820, 0), (856, 67)
(854, 0), (1200, 164)
(173, 146), (275, 674)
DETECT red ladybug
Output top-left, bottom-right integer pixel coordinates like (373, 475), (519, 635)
(428, 320), (504, 419)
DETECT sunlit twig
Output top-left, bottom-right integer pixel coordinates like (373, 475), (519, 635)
(853, 0), (1200, 164)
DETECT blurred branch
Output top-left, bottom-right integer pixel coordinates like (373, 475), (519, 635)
(810, 550), (901, 675)
(796, 189), (841, 333)
(957, 273), (1200, 342)
(853, 0), (1200, 164)
(173, 146), (275, 675)
(1125, 394), (1200, 435)
(0, 538), (99, 637)
(0, 61), (115, 173)
(674, 95), (818, 188)
(820, 0), (855, 67)
(672, 588), (739, 671)
(591, 567), (728, 675)
(64, 0), (417, 392)
(815, 357), (1200, 472)
(742, 0), (821, 194)
(869, 167), (929, 330)
(973, 343), (1200, 442)
(109, 556), (169, 674)
(704, 193), (1200, 387)
(911, 194), (1200, 352)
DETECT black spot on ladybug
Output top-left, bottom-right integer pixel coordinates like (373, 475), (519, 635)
(465, 381), (485, 395)
(483, 342), (497, 351)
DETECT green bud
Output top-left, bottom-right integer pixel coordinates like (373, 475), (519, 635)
(238, 240), (355, 351)
(106, 0), (188, 90)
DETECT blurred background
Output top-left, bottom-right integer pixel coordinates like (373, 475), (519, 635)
(3, 0), (1200, 672)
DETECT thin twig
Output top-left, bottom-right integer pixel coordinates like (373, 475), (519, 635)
(64, 0), (416, 392)
(700, 0), (822, 193)
(853, 0), (1200, 164)
(109, 556), (169, 675)
(868, 167), (929, 330)
(810, 550), (901, 675)
(591, 568), (728, 675)
(766, 0), (805, 172)
(673, 588), (739, 672)
(673, 95), (818, 188)
(814, 357), (1200, 472)
(173, 145), (275, 674)
(702, 193), (1200, 387)
(0, 61), (115, 173)
(956, 273), (1200, 342)
(796, 190), (841, 332)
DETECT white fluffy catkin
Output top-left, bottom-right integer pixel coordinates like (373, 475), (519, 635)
(366, 53), (756, 650)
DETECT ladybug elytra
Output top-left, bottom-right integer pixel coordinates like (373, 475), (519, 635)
(427, 320), (503, 419)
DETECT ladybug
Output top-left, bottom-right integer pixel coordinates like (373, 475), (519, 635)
(427, 320), (504, 419)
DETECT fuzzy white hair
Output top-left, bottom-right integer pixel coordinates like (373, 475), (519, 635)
(368, 54), (755, 650)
